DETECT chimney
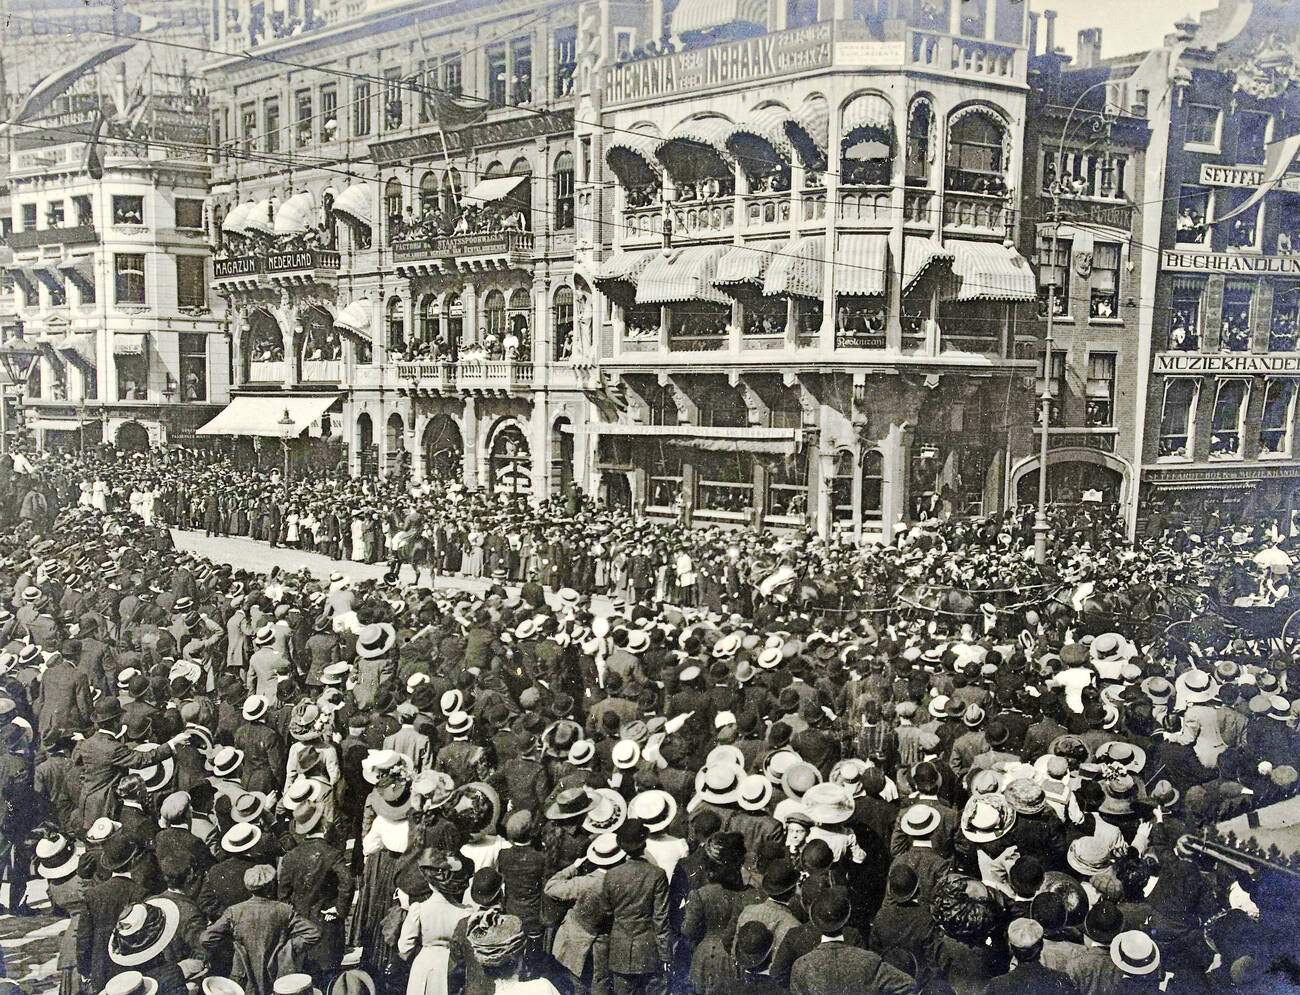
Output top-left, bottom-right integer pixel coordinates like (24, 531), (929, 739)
(1077, 28), (1102, 68)
(1044, 9), (1058, 54)
(1028, 11), (1040, 58)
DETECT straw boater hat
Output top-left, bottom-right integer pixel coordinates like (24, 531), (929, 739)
(202, 979), (245, 995)
(253, 625), (276, 647)
(628, 790), (677, 833)
(1111, 931), (1161, 977)
(900, 803), (941, 838)
(737, 773), (774, 812)
(109, 898), (182, 967)
(242, 696), (269, 722)
(101, 971), (159, 995)
(355, 623), (397, 660)
(689, 763), (744, 812)
(35, 834), (80, 880)
(130, 744), (175, 794)
(321, 663), (351, 687)
(208, 747), (244, 778)
(273, 974), (322, 995)
(221, 823), (262, 856)
(582, 787), (627, 835)
(586, 832), (625, 867)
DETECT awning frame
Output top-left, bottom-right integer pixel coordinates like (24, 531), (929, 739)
(726, 107), (794, 181)
(655, 118), (735, 184)
(113, 332), (149, 356)
(333, 184), (373, 232)
(464, 174), (529, 207)
(784, 102), (830, 172)
(636, 245), (731, 306)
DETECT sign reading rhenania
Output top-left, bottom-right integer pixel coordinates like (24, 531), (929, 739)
(1199, 162), (1300, 191)
(1161, 250), (1300, 275)
(604, 24), (832, 104)
(1154, 352), (1300, 375)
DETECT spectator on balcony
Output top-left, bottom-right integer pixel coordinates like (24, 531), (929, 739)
(501, 209), (527, 232)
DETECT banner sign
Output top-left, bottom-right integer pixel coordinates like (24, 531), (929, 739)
(604, 24), (832, 104)
(1199, 162), (1300, 191)
(1161, 249), (1300, 275)
(1154, 352), (1300, 375)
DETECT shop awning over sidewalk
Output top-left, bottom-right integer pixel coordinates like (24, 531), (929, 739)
(197, 394), (341, 439)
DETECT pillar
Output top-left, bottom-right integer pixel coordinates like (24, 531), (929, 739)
(462, 280), (478, 345)
(532, 274), (550, 368)
(462, 396), (479, 488)
(816, 451), (835, 539)
(529, 400), (549, 499)
(851, 446), (864, 543)
(881, 421), (914, 543)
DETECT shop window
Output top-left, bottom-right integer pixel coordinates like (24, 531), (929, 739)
(1185, 103), (1221, 150)
(1237, 110), (1271, 165)
(1221, 284), (1253, 353)
(320, 85), (338, 142)
(175, 198), (204, 230)
(1176, 186), (1211, 245)
(553, 286), (575, 361)
(647, 445), (683, 508)
(696, 453), (755, 514)
(554, 26), (577, 98)
(179, 332), (207, 401)
(1158, 380), (1197, 459)
(554, 152), (575, 230)
(768, 448), (809, 518)
(1210, 379), (1248, 458)
(112, 195), (144, 225)
(488, 45), (508, 107)
(1170, 281), (1203, 350)
(1086, 352), (1116, 427)
(905, 100), (934, 188)
(114, 254), (146, 305)
(1260, 380), (1296, 456)
(1272, 289), (1299, 352)
(442, 56), (463, 97)
(945, 111), (1007, 195)
(831, 451), (855, 524)
(1036, 235), (1071, 318)
(386, 297), (405, 353)
(176, 256), (206, 309)
(512, 38), (533, 105)
(1089, 243), (1121, 319)
(353, 80), (371, 137)
(295, 89), (313, 146)
(264, 98), (280, 153)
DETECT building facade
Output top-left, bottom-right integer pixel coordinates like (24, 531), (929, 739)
(573, 0), (1040, 540)
(2, 69), (228, 452)
(204, 0), (588, 494)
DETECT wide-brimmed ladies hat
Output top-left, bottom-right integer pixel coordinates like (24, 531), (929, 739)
(1094, 741), (1147, 774)
(1003, 778), (1047, 816)
(628, 790), (677, 833)
(109, 897), (182, 967)
(355, 623), (397, 660)
(1099, 773), (1141, 816)
(780, 761), (822, 802)
(689, 763), (744, 811)
(208, 746), (244, 778)
(800, 782), (855, 826)
(130, 744), (175, 793)
(960, 795), (1016, 844)
(737, 773), (774, 812)
(36, 834), (80, 880)
(1110, 931), (1161, 976)
(586, 832), (625, 867)
(1067, 820), (1124, 876)
(582, 787), (627, 835)
(361, 749), (412, 786)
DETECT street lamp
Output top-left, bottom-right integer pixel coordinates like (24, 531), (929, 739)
(1033, 80), (1116, 566)
(278, 408), (294, 482)
(0, 339), (41, 454)
(161, 374), (176, 449)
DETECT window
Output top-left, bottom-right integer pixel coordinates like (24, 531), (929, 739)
(699, 387), (748, 428)
(383, 68), (403, 131)
(295, 89), (312, 146)
(264, 98), (280, 153)
(1090, 243), (1121, 319)
(786, 0), (819, 29)
(647, 446), (683, 508)
(386, 297), (405, 353)
(384, 178), (403, 245)
(21, 204), (36, 230)
(768, 447), (809, 518)
(1170, 280), (1203, 350)
(1185, 103), (1221, 149)
(175, 198), (204, 230)
(1221, 284), (1253, 353)
(906, 100), (934, 188)
(353, 80), (372, 137)
(114, 254), (146, 305)
(1210, 379), (1248, 458)
(695, 451), (754, 514)
(1045, 349), (1067, 426)
(73, 195), (93, 227)
(116, 347), (149, 401)
(1036, 235), (1071, 318)
(945, 111), (1007, 194)
(580, 137), (592, 183)
(1225, 193), (1261, 249)
(484, 290), (506, 341)
(1273, 288), (1299, 351)
(320, 84), (338, 142)
(1159, 380), (1198, 459)
(1086, 352), (1117, 427)
(554, 26), (577, 98)
(176, 256), (206, 309)
(1260, 380), (1296, 455)
(1280, 198), (1300, 256)
(958, 0), (986, 38)
(1176, 186), (1211, 245)
(860, 450), (883, 518)
(179, 333), (207, 401)
(441, 56), (463, 97)
(1043, 148), (1129, 200)
(112, 195), (143, 225)
(615, 31), (633, 60)
(554, 152), (575, 230)
(553, 286), (574, 360)
(240, 102), (256, 152)
(46, 202), (64, 227)
(647, 384), (678, 426)
(418, 295), (439, 343)
(1238, 110), (1271, 165)
(831, 451), (855, 524)
(46, 273), (66, 307)
(487, 45), (507, 107)
(511, 38), (533, 105)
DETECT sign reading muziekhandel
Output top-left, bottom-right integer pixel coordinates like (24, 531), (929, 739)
(1155, 352), (1300, 375)
(1161, 250), (1300, 275)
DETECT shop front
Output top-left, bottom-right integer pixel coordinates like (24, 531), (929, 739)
(1138, 464), (1300, 537)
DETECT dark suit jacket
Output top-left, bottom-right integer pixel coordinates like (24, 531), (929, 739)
(156, 825), (215, 878)
(279, 836), (353, 969)
(789, 940), (916, 995)
(985, 960), (1079, 995)
(78, 874), (146, 990)
(33, 660), (92, 737)
(200, 855), (256, 918)
(598, 856), (671, 974)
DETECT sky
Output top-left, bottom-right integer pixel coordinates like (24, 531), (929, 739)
(1027, 0), (1209, 60)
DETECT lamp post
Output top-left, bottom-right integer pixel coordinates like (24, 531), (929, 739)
(1033, 80), (1116, 566)
(0, 340), (42, 454)
(161, 374), (176, 449)
(278, 408), (294, 482)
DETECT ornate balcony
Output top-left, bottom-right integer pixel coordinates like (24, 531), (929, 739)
(265, 249), (340, 287)
(743, 192), (793, 230)
(942, 192), (1014, 239)
(838, 186), (893, 227)
(392, 359), (534, 396)
(392, 231), (534, 278)
(909, 31), (1023, 81)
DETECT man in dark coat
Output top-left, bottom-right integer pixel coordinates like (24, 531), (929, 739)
(598, 821), (671, 995)
(277, 803), (353, 978)
(33, 650), (93, 740)
(77, 834), (147, 992)
(70, 698), (182, 830)
(985, 918), (1078, 995)
(789, 890), (915, 995)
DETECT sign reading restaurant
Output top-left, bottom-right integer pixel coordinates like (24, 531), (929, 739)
(1199, 162), (1300, 192)
(1155, 353), (1300, 375)
(603, 23), (832, 104)
(1161, 249), (1300, 275)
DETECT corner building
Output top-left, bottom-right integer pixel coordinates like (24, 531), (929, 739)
(574, 0), (1041, 539)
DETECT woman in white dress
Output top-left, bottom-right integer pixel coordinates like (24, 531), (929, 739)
(398, 849), (474, 995)
(351, 514), (367, 562)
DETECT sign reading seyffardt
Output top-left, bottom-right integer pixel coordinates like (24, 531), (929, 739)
(604, 23), (832, 104)
(1199, 162), (1300, 191)
(1161, 249), (1300, 275)
(1154, 352), (1300, 375)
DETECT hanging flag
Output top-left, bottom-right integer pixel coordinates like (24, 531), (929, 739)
(0, 41), (135, 136)
(426, 89), (488, 130)
(582, 371), (628, 422)
(84, 110), (106, 180)
(1212, 132), (1300, 224)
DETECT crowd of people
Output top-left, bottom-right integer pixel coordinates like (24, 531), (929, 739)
(1, 445), (1299, 995)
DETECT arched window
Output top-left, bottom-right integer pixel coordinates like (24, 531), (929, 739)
(553, 286), (575, 361)
(441, 168), (462, 216)
(384, 177), (403, 244)
(554, 151), (575, 230)
(419, 173), (439, 216)
(483, 161), (505, 178)
(510, 156), (532, 176)
(484, 289), (506, 344)
(946, 109), (1007, 194)
(419, 294), (439, 344)
(861, 450), (884, 516)
(906, 99), (935, 187)
(386, 296), (405, 353)
(507, 288), (531, 359)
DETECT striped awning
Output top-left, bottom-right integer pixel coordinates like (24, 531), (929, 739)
(334, 299), (373, 342)
(34, 267), (64, 292)
(655, 118), (734, 180)
(595, 250), (654, 285)
(56, 332), (96, 368)
(841, 94), (895, 152)
(606, 133), (663, 188)
(113, 332), (148, 356)
(670, 0), (767, 35)
(222, 201), (254, 235)
(714, 243), (779, 290)
(944, 240), (1037, 302)
(835, 234), (888, 297)
(464, 174), (529, 206)
(637, 245), (730, 305)
(333, 183), (373, 231)
(784, 101), (830, 171)
(57, 255), (95, 290)
(726, 106), (794, 177)
(903, 237), (955, 293)
(243, 199), (275, 236)
(764, 236), (824, 299)
(274, 192), (316, 236)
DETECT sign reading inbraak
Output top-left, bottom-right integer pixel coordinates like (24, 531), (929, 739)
(1161, 249), (1300, 275)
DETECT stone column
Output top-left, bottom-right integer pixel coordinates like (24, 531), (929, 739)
(881, 421), (914, 543)
(462, 396), (479, 488)
(462, 280), (478, 345)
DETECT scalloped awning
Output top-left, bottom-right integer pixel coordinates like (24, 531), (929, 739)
(727, 106), (794, 179)
(273, 193), (316, 236)
(784, 102), (829, 171)
(605, 132), (663, 188)
(222, 201), (254, 235)
(333, 183), (373, 232)
(636, 245), (730, 305)
(841, 94), (895, 155)
(334, 299), (373, 342)
(670, 0), (768, 35)
(242, 199), (276, 236)
(943, 240), (1036, 302)
(655, 118), (735, 182)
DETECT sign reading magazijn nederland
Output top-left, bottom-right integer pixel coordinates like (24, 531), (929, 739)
(1155, 353), (1300, 375)
(1161, 250), (1300, 275)
(604, 23), (832, 104)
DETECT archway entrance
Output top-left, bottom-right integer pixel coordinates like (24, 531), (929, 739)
(551, 417), (574, 497)
(1015, 457), (1124, 507)
(423, 414), (463, 482)
(357, 413), (377, 477)
(116, 421), (150, 452)
(489, 423), (531, 497)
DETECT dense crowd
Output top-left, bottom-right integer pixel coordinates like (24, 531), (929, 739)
(1, 446), (1299, 995)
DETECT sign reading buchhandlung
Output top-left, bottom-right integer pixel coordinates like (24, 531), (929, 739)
(1161, 249), (1300, 275)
